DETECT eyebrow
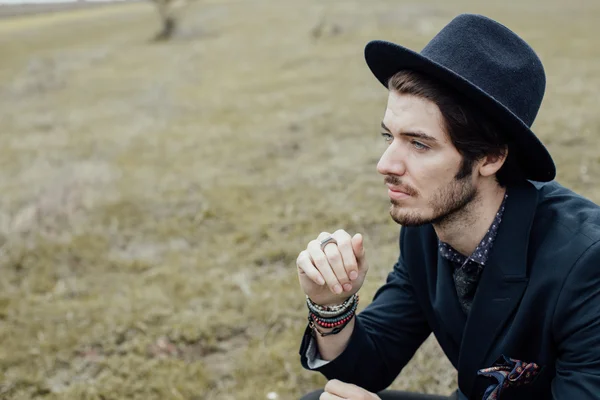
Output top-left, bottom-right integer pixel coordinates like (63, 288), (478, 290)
(381, 122), (439, 143)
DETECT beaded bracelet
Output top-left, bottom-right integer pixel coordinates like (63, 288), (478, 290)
(311, 313), (353, 329)
(306, 294), (358, 317)
(310, 299), (358, 327)
(307, 297), (356, 319)
(308, 313), (355, 337)
(307, 302), (351, 317)
(309, 302), (358, 322)
(311, 307), (357, 328)
(306, 299), (352, 318)
(306, 293), (356, 313)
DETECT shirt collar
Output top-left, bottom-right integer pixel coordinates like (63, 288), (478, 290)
(438, 191), (508, 266)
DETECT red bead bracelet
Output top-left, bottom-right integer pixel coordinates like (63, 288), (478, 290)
(311, 312), (355, 328)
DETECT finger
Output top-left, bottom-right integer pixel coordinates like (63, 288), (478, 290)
(319, 393), (346, 400)
(351, 233), (368, 273)
(317, 231), (332, 241)
(317, 231), (338, 256)
(308, 240), (342, 294)
(296, 250), (325, 286)
(333, 230), (359, 283)
(317, 231), (339, 255)
(324, 242), (351, 291)
(324, 379), (367, 398)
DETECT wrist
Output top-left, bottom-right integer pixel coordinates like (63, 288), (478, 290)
(306, 294), (357, 317)
(314, 298), (352, 308)
(309, 313), (355, 337)
(307, 293), (356, 308)
(306, 294), (359, 337)
(322, 295), (354, 307)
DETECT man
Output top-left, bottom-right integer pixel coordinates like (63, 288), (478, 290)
(296, 13), (600, 400)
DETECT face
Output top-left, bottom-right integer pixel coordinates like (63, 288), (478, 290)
(377, 91), (478, 227)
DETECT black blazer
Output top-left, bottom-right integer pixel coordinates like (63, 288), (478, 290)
(300, 181), (600, 399)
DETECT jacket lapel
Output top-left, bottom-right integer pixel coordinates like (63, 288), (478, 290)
(434, 250), (467, 347)
(458, 182), (539, 398)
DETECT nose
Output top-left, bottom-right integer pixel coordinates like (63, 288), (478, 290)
(377, 142), (406, 177)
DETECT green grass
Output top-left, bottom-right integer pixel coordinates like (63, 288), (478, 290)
(1, 0), (600, 399)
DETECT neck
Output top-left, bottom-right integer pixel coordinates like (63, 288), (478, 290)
(433, 181), (506, 256)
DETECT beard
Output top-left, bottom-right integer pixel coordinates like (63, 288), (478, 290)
(388, 174), (478, 227)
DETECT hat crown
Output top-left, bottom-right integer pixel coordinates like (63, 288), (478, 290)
(421, 14), (545, 126)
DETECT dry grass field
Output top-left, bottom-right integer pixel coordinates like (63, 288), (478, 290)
(0, 0), (599, 399)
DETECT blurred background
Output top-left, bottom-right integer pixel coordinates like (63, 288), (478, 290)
(0, 0), (599, 399)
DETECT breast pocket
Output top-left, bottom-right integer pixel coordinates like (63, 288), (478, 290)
(492, 365), (550, 400)
(476, 355), (550, 399)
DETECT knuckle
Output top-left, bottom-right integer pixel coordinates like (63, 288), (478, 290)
(334, 269), (348, 282)
(296, 250), (306, 263)
(346, 261), (358, 271)
(335, 234), (351, 247)
(334, 239), (350, 251)
(334, 229), (350, 238)
(333, 264), (347, 276)
(313, 255), (329, 268)
(327, 251), (341, 264)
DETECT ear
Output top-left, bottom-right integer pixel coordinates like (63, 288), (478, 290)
(478, 147), (508, 178)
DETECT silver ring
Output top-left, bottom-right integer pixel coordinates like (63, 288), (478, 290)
(319, 236), (337, 251)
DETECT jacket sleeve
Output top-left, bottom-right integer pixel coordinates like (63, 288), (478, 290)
(299, 228), (432, 392)
(551, 240), (600, 398)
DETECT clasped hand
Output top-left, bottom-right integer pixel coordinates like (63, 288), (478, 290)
(319, 379), (381, 400)
(296, 229), (369, 306)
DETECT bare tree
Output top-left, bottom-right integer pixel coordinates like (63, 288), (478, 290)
(151, 0), (188, 41)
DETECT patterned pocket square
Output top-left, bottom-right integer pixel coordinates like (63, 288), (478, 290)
(477, 355), (541, 400)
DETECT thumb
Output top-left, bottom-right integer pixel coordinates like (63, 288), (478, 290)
(351, 233), (366, 265)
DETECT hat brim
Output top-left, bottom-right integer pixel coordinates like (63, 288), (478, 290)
(365, 40), (556, 182)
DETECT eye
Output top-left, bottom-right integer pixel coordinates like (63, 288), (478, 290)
(411, 140), (429, 151)
(381, 132), (393, 143)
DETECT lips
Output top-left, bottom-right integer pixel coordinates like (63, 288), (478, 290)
(384, 177), (417, 198)
(387, 185), (408, 194)
(387, 185), (412, 200)
(386, 184), (412, 196)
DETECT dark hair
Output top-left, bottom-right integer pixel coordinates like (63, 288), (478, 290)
(388, 70), (525, 187)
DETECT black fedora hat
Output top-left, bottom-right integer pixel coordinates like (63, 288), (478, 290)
(365, 14), (556, 182)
